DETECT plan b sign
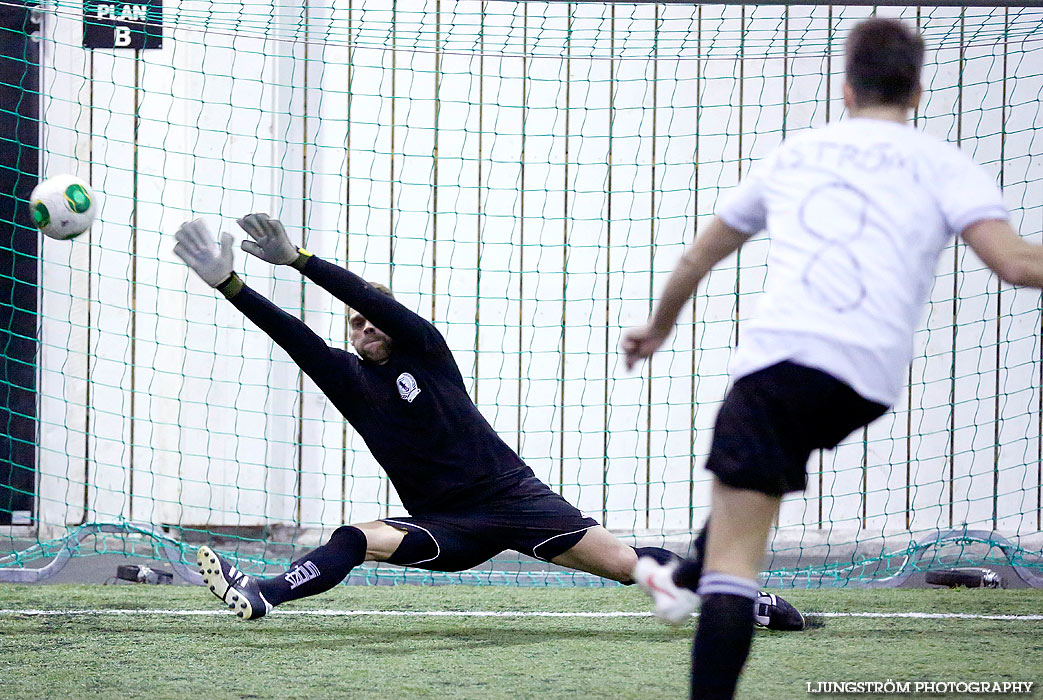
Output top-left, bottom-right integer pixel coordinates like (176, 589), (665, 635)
(83, 1), (163, 50)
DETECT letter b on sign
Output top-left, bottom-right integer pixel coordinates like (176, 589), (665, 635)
(83, 0), (163, 50)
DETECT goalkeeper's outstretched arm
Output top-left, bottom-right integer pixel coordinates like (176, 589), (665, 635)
(236, 213), (447, 355)
(173, 219), (341, 390)
(225, 286), (342, 391)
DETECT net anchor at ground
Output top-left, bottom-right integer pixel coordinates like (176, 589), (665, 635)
(925, 567), (1003, 589)
(0, 522), (203, 585)
(115, 564), (174, 585)
(762, 528), (1043, 589)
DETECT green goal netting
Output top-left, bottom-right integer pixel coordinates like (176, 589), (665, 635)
(1, 0), (1042, 587)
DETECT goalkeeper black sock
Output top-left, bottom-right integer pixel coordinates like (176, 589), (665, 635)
(690, 573), (758, 700)
(257, 525), (367, 606)
(673, 526), (707, 592)
(632, 546), (680, 566)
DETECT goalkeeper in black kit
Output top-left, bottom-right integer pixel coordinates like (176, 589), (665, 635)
(173, 214), (803, 630)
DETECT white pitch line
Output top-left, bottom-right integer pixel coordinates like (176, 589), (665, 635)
(0, 609), (1041, 621)
(810, 612), (1043, 621)
(0, 609), (650, 617)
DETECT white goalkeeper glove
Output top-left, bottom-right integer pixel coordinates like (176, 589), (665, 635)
(173, 219), (236, 290)
(237, 212), (301, 266)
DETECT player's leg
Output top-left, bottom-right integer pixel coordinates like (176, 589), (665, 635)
(546, 525), (678, 582)
(548, 525), (636, 581)
(381, 516), (507, 573)
(255, 521), (406, 604)
(198, 520), (404, 619)
(679, 366), (797, 699)
(690, 478), (780, 700)
(634, 522), (804, 630)
(632, 534), (703, 624)
(673, 525), (707, 590)
(681, 363), (887, 698)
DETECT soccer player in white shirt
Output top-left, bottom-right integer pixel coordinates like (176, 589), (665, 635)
(622, 17), (1043, 700)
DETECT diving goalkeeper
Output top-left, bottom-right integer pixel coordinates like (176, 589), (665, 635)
(174, 214), (803, 630)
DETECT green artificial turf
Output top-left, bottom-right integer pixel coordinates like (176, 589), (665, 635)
(0, 586), (1039, 699)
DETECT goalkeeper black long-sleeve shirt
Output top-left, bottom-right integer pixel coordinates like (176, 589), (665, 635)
(226, 256), (536, 515)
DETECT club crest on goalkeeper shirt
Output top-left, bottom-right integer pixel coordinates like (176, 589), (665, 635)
(397, 372), (421, 403)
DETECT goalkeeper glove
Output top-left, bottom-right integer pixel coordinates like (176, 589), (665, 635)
(174, 219), (236, 289)
(238, 212), (309, 268)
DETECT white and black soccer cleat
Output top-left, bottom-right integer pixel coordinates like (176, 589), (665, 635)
(633, 557), (700, 625)
(753, 591), (806, 631)
(197, 545), (273, 620)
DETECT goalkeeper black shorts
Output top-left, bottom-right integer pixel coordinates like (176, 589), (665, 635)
(705, 361), (888, 496)
(380, 477), (600, 572)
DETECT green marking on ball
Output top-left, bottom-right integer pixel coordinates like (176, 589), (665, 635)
(65, 184), (92, 213)
(32, 201), (50, 229)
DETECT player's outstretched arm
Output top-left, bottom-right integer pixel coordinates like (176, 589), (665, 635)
(962, 219), (1043, 289)
(237, 212), (446, 354)
(173, 219), (340, 389)
(621, 216), (748, 371)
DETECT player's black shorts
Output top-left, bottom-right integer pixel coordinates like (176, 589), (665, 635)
(706, 361), (888, 496)
(380, 477), (600, 572)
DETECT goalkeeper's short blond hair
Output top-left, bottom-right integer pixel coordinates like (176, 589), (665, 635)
(347, 281), (393, 320)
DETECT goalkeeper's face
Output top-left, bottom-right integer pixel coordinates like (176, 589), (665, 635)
(349, 312), (392, 364)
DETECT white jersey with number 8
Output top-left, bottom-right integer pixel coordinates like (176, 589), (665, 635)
(716, 117), (1010, 405)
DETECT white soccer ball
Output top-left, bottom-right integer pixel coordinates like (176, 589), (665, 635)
(30, 174), (98, 240)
